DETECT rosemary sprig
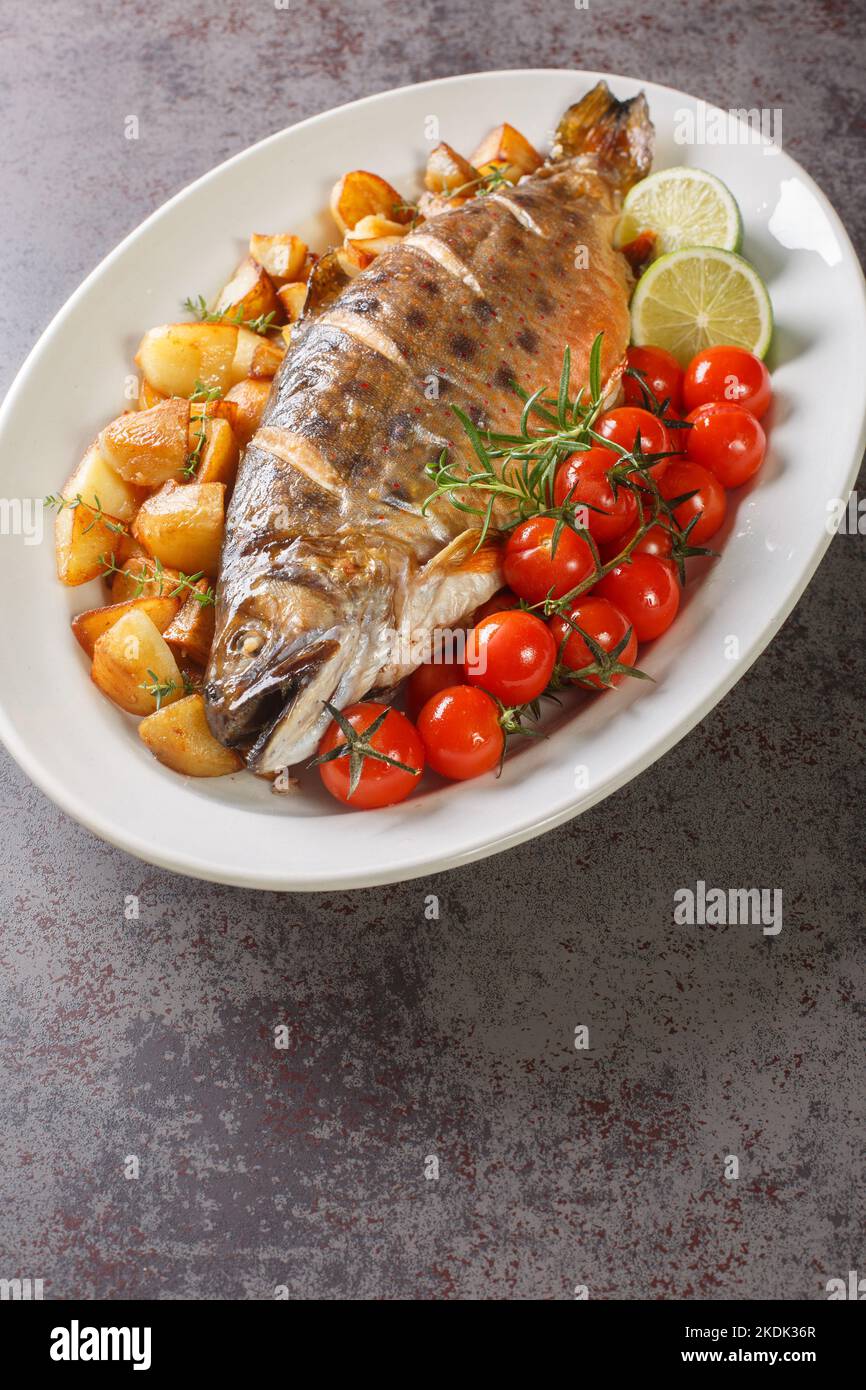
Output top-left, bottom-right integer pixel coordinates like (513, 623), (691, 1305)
(182, 294), (278, 336)
(43, 493), (127, 536)
(99, 552), (215, 607)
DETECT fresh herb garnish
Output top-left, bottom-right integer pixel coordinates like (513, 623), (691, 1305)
(140, 670), (177, 711)
(182, 294), (277, 336)
(99, 552), (215, 607)
(182, 378), (223, 478)
(43, 493), (127, 536)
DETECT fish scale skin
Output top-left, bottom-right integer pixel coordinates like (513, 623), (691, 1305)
(206, 141), (639, 761)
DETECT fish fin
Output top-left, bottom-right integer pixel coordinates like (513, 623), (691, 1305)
(422, 529), (504, 577)
(551, 81), (653, 191)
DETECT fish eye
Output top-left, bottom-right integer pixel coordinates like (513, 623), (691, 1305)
(229, 627), (265, 657)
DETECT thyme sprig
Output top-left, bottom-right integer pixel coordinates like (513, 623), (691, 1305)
(182, 294), (278, 336)
(140, 670), (177, 712)
(43, 493), (127, 536)
(445, 164), (514, 201)
(182, 378), (223, 478)
(99, 552), (215, 607)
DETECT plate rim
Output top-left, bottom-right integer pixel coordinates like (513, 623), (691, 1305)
(1, 67), (865, 891)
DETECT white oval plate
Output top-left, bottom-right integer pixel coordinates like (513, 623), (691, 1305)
(0, 70), (864, 891)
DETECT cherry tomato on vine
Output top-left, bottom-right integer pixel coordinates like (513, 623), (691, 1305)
(601, 497), (673, 563)
(594, 554), (680, 642)
(549, 596), (638, 690)
(595, 406), (674, 485)
(553, 446), (639, 545)
(503, 516), (595, 605)
(465, 609), (556, 705)
(416, 685), (504, 781)
(624, 345), (684, 412)
(685, 402), (767, 488)
(315, 702), (424, 809)
(406, 660), (466, 720)
(659, 459), (727, 544)
(682, 346), (772, 419)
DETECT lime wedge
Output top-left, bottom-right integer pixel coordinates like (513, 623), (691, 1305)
(630, 247), (773, 366)
(615, 166), (742, 257)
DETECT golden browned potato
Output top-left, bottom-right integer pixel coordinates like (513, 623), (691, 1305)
(188, 415), (240, 489)
(138, 379), (167, 410)
(139, 694), (243, 776)
(276, 282), (308, 323)
(470, 123), (542, 177)
(212, 255), (280, 323)
(224, 378), (271, 445)
(55, 500), (131, 587)
(72, 594), (181, 658)
(330, 170), (411, 235)
(424, 142), (479, 195)
(231, 326), (285, 380)
(63, 441), (144, 523)
(162, 580), (216, 668)
(249, 233), (308, 286)
(344, 214), (407, 259)
(107, 544), (184, 601)
(132, 481), (225, 577)
(91, 608), (182, 716)
(99, 398), (190, 488)
(136, 323), (282, 397)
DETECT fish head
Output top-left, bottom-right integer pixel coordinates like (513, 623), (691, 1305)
(204, 572), (344, 754)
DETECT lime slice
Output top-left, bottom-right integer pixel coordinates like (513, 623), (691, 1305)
(615, 166), (742, 257)
(630, 247), (773, 366)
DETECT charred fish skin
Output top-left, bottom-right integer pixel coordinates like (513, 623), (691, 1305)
(204, 82), (654, 771)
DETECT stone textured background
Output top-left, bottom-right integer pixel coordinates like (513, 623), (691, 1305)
(0, 0), (863, 1300)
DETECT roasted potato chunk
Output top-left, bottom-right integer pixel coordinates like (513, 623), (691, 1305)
(99, 398), (190, 488)
(138, 379), (167, 410)
(249, 233), (308, 286)
(424, 143), (479, 195)
(62, 441), (143, 523)
(139, 694), (243, 777)
(470, 123), (542, 177)
(224, 378), (271, 445)
(55, 500), (131, 587)
(187, 415), (240, 489)
(132, 481), (225, 578)
(213, 255), (279, 323)
(105, 543), (183, 601)
(276, 282), (308, 323)
(344, 214), (407, 259)
(91, 608), (182, 716)
(136, 323), (282, 397)
(330, 170), (411, 235)
(162, 580), (215, 668)
(72, 594), (181, 658)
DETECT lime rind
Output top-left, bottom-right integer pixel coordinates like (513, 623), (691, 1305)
(630, 247), (773, 366)
(616, 166), (743, 257)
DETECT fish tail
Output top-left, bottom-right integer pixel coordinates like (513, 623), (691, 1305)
(551, 80), (653, 190)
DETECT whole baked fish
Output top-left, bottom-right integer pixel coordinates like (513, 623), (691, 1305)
(204, 82), (653, 771)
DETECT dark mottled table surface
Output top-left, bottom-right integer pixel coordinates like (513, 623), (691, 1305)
(1, 0), (863, 1300)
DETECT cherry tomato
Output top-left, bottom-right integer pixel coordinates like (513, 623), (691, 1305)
(658, 459), (727, 544)
(601, 498), (673, 562)
(682, 346), (772, 419)
(596, 406), (674, 485)
(417, 685), (503, 781)
(594, 554), (680, 642)
(553, 446), (639, 545)
(465, 609), (556, 705)
(503, 516), (595, 605)
(549, 597), (638, 690)
(473, 588), (520, 624)
(685, 402), (767, 488)
(406, 660), (465, 720)
(316, 702), (424, 809)
(624, 345), (683, 412)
